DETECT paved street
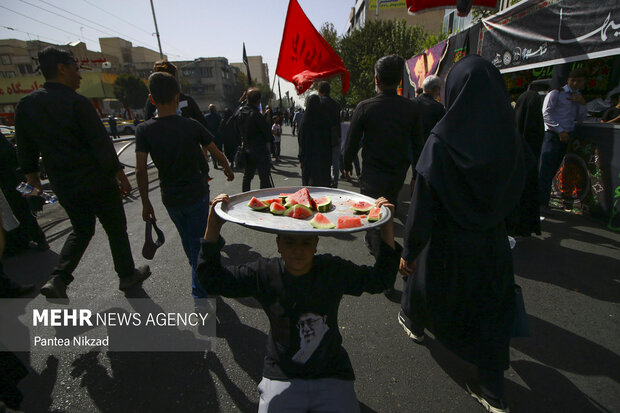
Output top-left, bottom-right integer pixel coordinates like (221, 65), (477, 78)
(3, 125), (619, 413)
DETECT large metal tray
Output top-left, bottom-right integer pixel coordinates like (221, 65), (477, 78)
(213, 186), (392, 235)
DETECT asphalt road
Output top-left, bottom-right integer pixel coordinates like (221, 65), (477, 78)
(3, 125), (619, 412)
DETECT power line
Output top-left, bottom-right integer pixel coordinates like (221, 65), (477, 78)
(0, 25), (64, 45)
(80, 0), (192, 59)
(32, 0), (168, 54)
(0, 4), (99, 43)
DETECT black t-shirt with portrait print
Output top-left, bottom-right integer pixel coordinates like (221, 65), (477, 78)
(197, 236), (401, 381)
(135, 115), (213, 207)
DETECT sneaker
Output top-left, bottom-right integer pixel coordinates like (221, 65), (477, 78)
(119, 265), (151, 291)
(40, 277), (68, 299)
(466, 382), (510, 413)
(397, 311), (424, 343)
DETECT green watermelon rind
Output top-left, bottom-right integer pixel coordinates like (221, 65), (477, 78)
(269, 202), (287, 215)
(315, 196), (332, 213)
(310, 213), (335, 229)
(350, 201), (374, 214)
(248, 197), (269, 210)
(367, 207), (382, 222)
(284, 204), (314, 219)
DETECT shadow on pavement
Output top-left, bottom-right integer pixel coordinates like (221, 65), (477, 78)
(513, 214), (620, 302)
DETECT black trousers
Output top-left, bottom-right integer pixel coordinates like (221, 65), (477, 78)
(242, 154), (273, 192)
(52, 186), (135, 284)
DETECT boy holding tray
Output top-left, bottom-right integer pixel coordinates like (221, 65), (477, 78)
(197, 193), (400, 412)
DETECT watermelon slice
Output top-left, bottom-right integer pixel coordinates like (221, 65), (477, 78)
(350, 201), (374, 214)
(314, 196), (332, 212)
(337, 216), (363, 229)
(285, 187), (315, 209)
(270, 202), (287, 215)
(310, 213), (335, 229)
(367, 207), (382, 222)
(248, 196), (269, 210)
(263, 198), (283, 205)
(284, 204), (314, 219)
(278, 193), (292, 201)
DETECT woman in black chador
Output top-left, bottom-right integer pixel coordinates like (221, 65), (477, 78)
(398, 55), (526, 413)
(298, 94), (332, 187)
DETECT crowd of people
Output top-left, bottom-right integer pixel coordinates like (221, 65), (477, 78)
(0, 43), (609, 413)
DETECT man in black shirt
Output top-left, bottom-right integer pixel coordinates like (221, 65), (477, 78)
(15, 47), (150, 299)
(317, 81), (342, 188)
(198, 194), (400, 412)
(417, 75), (446, 144)
(235, 88), (273, 192)
(343, 55), (424, 207)
(136, 72), (233, 299)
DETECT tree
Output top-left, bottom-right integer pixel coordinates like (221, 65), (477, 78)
(113, 74), (148, 119)
(338, 19), (431, 107)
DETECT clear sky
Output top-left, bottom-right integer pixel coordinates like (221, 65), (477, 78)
(0, 0), (356, 106)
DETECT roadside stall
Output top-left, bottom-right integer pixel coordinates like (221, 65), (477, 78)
(403, 0), (620, 228)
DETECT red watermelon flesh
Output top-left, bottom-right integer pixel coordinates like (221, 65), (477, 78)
(248, 196), (269, 210)
(284, 204), (314, 219)
(270, 202), (287, 215)
(314, 196), (332, 212)
(337, 216), (363, 229)
(285, 188), (315, 209)
(350, 201), (374, 213)
(263, 198), (283, 205)
(367, 207), (382, 222)
(310, 213), (335, 229)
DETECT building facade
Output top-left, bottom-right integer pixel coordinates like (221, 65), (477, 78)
(230, 55), (270, 87)
(344, 0), (445, 36)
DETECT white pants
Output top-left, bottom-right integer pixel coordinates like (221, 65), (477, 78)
(257, 377), (360, 413)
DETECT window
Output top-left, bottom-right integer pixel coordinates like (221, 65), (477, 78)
(201, 67), (213, 78)
(18, 64), (33, 75)
(4, 71), (15, 78)
(0, 55), (11, 65)
(182, 68), (195, 77)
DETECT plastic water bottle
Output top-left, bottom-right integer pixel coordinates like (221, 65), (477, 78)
(16, 182), (57, 204)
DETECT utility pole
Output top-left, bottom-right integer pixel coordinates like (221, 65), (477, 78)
(150, 0), (164, 59)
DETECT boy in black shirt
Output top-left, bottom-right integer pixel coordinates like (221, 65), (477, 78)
(198, 194), (400, 412)
(135, 72), (233, 299)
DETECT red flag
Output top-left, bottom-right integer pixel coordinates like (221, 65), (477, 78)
(276, 0), (350, 95)
(406, 0), (497, 16)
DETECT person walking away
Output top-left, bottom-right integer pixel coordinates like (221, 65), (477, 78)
(317, 81), (342, 188)
(204, 104), (222, 169)
(508, 81), (548, 236)
(272, 116), (282, 163)
(292, 108), (303, 136)
(198, 194), (399, 413)
(219, 107), (239, 168)
(398, 55), (527, 413)
(135, 72), (233, 299)
(235, 88), (273, 192)
(298, 95), (332, 187)
(108, 114), (120, 139)
(413, 75), (445, 193)
(538, 68), (588, 214)
(144, 60), (212, 180)
(343, 54), (424, 262)
(15, 47), (150, 299)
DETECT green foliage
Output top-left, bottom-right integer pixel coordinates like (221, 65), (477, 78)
(338, 19), (431, 107)
(113, 74), (148, 109)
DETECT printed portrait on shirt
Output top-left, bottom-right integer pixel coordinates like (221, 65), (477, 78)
(292, 312), (329, 364)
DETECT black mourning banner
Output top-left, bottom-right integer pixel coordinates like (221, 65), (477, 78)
(478, 0), (620, 73)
